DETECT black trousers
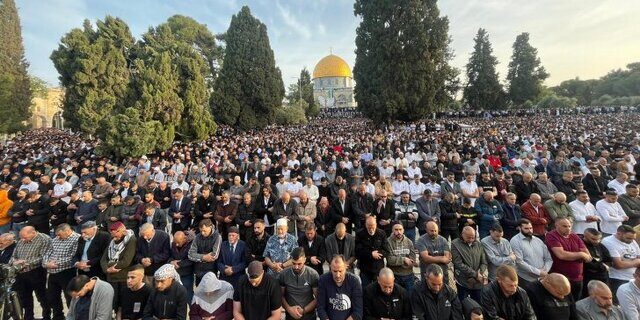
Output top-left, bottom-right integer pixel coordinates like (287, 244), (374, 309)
(15, 268), (48, 320)
(570, 280), (583, 302)
(441, 228), (460, 242)
(47, 268), (76, 320)
(609, 278), (628, 304)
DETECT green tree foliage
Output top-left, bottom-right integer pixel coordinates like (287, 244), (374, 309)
(353, 0), (457, 123)
(287, 68), (318, 117)
(0, 0), (32, 132)
(463, 28), (506, 110)
(274, 102), (308, 125)
(536, 93), (577, 109)
(506, 33), (549, 106)
(212, 6), (285, 130)
(100, 107), (164, 158)
(51, 16), (134, 136)
(551, 62), (640, 105)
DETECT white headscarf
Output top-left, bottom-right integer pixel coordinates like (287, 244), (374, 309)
(154, 264), (182, 284)
(192, 272), (234, 314)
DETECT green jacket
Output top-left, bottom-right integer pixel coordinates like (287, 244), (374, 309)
(451, 238), (487, 290)
(100, 234), (137, 282)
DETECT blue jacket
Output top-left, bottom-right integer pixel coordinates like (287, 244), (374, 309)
(216, 239), (248, 286)
(475, 197), (504, 238)
(317, 272), (363, 320)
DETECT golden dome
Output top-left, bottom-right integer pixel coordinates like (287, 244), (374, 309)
(312, 54), (352, 79)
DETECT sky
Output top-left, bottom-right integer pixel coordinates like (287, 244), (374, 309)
(16, 0), (640, 90)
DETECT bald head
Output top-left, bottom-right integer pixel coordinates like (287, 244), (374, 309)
(461, 226), (476, 244)
(542, 273), (571, 299)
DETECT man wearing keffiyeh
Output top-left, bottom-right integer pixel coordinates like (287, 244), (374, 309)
(142, 264), (189, 320)
(100, 221), (137, 310)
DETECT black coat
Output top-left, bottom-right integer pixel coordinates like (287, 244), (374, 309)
(411, 282), (462, 320)
(582, 173), (607, 204)
(355, 228), (388, 275)
(142, 281), (188, 320)
(524, 281), (577, 320)
(170, 241), (194, 277)
(27, 196), (49, 233)
(298, 234), (326, 275)
(329, 198), (354, 230)
(135, 230), (171, 276)
(481, 281), (536, 320)
(75, 230), (111, 278)
(364, 282), (412, 320)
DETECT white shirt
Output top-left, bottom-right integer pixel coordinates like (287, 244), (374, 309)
(391, 180), (409, 201)
(171, 181), (189, 192)
(459, 180), (479, 206)
(602, 235), (640, 280)
(407, 166), (422, 180)
(616, 280), (640, 320)
(53, 182), (73, 203)
(286, 181), (303, 199)
(569, 199), (598, 234)
(596, 200), (628, 234)
(379, 166), (394, 179)
(302, 185), (319, 202)
(20, 181), (39, 193)
(608, 179), (629, 195)
(425, 182), (441, 197)
(364, 182), (376, 197)
(408, 182), (426, 201)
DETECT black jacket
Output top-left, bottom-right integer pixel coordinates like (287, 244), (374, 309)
(525, 280), (577, 320)
(364, 282), (412, 320)
(298, 234), (326, 275)
(411, 281), (462, 320)
(170, 241), (193, 277)
(75, 230), (111, 278)
(135, 230), (171, 276)
(582, 173), (607, 204)
(355, 228), (388, 275)
(0, 242), (16, 264)
(142, 281), (188, 320)
(439, 200), (460, 231)
(481, 281), (536, 320)
(27, 196), (50, 233)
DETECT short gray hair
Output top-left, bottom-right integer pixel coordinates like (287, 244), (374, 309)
(425, 264), (443, 278)
(139, 223), (155, 234)
(587, 280), (609, 294)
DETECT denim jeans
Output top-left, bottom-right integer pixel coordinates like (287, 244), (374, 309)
(181, 274), (194, 302)
(395, 274), (416, 294)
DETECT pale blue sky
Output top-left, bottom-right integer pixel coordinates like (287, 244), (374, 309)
(16, 0), (640, 89)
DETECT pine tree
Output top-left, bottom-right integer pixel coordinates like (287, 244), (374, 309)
(354, 0), (457, 123)
(51, 16), (134, 136)
(211, 6), (285, 130)
(0, 0), (32, 132)
(507, 32), (549, 105)
(463, 28), (506, 110)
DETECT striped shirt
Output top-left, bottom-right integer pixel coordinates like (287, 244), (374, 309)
(10, 232), (51, 273)
(42, 232), (80, 274)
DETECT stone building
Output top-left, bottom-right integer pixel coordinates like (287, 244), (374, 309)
(312, 54), (356, 109)
(31, 88), (64, 128)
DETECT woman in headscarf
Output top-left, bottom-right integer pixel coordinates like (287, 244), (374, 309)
(189, 272), (234, 320)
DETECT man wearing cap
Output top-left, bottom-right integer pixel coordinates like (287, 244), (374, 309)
(143, 264), (188, 320)
(233, 260), (282, 320)
(100, 221), (138, 307)
(264, 218), (298, 276)
(216, 226), (248, 288)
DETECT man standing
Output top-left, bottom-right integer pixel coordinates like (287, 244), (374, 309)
(364, 268), (412, 320)
(135, 223), (171, 284)
(100, 221), (138, 306)
(524, 273), (577, 319)
(116, 265), (151, 320)
(410, 264), (462, 320)
(415, 221), (452, 282)
(10, 226), (51, 320)
(247, 219), (269, 265)
(169, 189), (192, 234)
(324, 223), (356, 271)
(75, 221), (110, 279)
(576, 280), (626, 320)
(42, 224), (80, 320)
(298, 222), (326, 276)
(619, 184), (640, 226)
(188, 219), (223, 285)
(66, 275), (114, 320)
(570, 191), (600, 235)
(521, 193), (551, 237)
(596, 189), (628, 235)
(393, 191), (418, 243)
(509, 219), (553, 288)
(386, 223), (418, 293)
(317, 255), (363, 320)
(601, 224), (640, 300)
(451, 226), (488, 302)
(545, 217), (592, 301)
(216, 226), (248, 288)
(480, 265), (536, 320)
(481, 224), (516, 281)
(616, 267), (640, 320)
(279, 247), (319, 320)
(233, 260), (282, 320)
(143, 264), (189, 320)
(168, 231), (194, 300)
(582, 228), (612, 298)
(264, 218), (298, 277)
(355, 216), (388, 287)
(214, 191), (238, 239)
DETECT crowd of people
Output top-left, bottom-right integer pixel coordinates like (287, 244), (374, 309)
(0, 109), (640, 320)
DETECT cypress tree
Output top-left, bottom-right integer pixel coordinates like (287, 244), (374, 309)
(507, 32), (549, 105)
(0, 0), (31, 132)
(211, 6), (285, 130)
(463, 28), (506, 110)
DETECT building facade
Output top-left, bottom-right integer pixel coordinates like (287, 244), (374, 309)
(312, 54), (356, 109)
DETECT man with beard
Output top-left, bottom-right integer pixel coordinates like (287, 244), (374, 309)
(411, 264), (462, 320)
(216, 226), (248, 288)
(66, 275), (114, 320)
(136, 223), (171, 285)
(75, 221), (110, 278)
(264, 218), (299, 277)
(153, 181), (172, 209)
(386, 223), (418, 293)
(416, 189), (441, 236)
(325, 223), (356, 271)
(9, 188), (29, 234)
(235, 192), (256, 240)
(247, 219), (269, 265)
(279, 247), (319, 320)
(100, 221), (137, 309)
(351, 184), (374, 230)
(194, 185), (217, 229)
(143, 264), (188, 320)
(214, 191), (238, 239)
(576, 280), (626, 320)
(26, 191), (49, 233)
(510, 219), (553, 288)
(355, 216), (389, 288)
(188, 219), (223, 285)
(42, 224), (80, 320)
(48, 196), (69, 230)
(601, 224), (640, 301)
(233, 260), (282, 319)
(415, 220), (452, 282)
(525, 273), (577, 319)
(394, 191), (418, 243)
(581, 228), (612, 298)
(317, 255), (363, 320)
(481, 265), (536, 320)
(298, 222), (326, 276)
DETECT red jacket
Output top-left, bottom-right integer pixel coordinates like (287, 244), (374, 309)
(521, 200), (551, 236)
